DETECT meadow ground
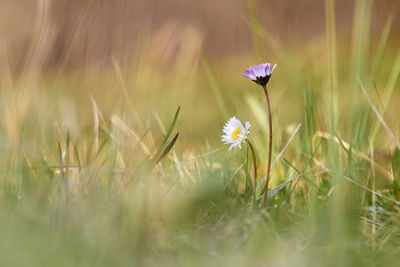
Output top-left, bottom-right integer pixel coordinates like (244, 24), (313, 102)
(0, 1), (400, 266)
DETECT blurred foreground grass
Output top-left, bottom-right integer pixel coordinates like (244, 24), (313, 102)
(0, 1), (400, 266)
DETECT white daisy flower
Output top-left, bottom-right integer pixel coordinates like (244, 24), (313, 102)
(221, 116), (251, 151)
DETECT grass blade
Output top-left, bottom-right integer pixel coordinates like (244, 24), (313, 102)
(153, 132), (179, 166)
(371, 17), (393, 82)
(202, 57), (230, 119)
(256, 123), (302, 192)
(153, 106), (180, 160)
(358, 77), (400, 148)
(392, 148), (400, 199)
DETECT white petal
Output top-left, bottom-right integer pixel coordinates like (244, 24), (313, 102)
(271, 64), (277, 73)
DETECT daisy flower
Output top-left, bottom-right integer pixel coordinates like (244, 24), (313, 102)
(243, 62), (276, 86)
(221, 116), (250, 151)
(243, 61), (277, 207)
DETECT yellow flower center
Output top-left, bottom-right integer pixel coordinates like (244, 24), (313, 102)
(232, 127), (241, 140)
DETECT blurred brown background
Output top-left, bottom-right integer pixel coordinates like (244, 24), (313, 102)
(0, 0), (399, 71)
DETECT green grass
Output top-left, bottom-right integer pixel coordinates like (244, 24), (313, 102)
(0, 1), (399, 266)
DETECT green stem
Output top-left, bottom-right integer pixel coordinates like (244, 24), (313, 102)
(262, 84), (273, 207)
(246, 140), (257, 207)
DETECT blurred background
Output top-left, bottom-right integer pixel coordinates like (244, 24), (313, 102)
(1, 0), (399, 70)
(0, 0), (399, 148)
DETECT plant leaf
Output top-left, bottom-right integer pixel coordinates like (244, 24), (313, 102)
(153, 132), (179, 166)
(153, 106), (180, 159)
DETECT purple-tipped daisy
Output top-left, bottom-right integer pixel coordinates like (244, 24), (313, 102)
(242, 62), (277, 207)
(243, 63), (277, 86)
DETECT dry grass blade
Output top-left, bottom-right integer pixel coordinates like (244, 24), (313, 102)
(153, 111), (167, 135)
(256, 163), (324, 200)
(112, 57), (145, 132)
(58, 141), (69, 199)
(256, 123), (302, 192)
(314, 131), (394, 180)
(223, 161), (247, 190)
(272, 123), (302, 170)
(111, 115), (152, 156)
(313, 158), (400, 205)
(357, 77), (400, 149)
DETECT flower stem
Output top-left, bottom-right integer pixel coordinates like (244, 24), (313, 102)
(246, 140), (257, 208)
(262, 85), (273, 207)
